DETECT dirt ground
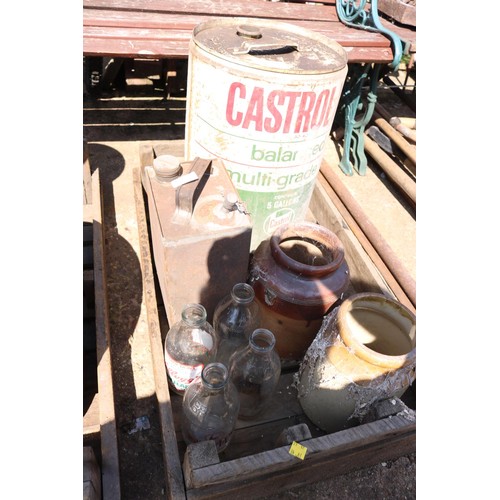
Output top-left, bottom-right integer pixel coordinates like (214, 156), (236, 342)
(84, 56), (416, 499)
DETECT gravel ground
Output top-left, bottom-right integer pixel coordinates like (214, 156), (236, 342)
(262, 453), (416, 499)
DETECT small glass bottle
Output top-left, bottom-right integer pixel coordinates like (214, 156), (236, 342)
(228, 328), (281, 420)
(164, 303), (218, 396)
(213, 283), (261, 367)
(181, 362), (240, 453)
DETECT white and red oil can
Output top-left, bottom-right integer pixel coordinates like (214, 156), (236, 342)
(185, 18), (348, 250)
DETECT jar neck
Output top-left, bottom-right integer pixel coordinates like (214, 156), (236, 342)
(249, 328), (275, 354)
(270, 222), (345, 278)
(182, 303), (207, 327)
(231, 283), (255, 305)
(201, 363), (228, 391)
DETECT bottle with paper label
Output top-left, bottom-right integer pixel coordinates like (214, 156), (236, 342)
(164, 303), (219, 395)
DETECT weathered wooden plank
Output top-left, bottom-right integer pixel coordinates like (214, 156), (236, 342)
(84, 33), (393, 62)
(309, 174), (395, 298)
(84, 0), (340, 22)
(83, 446), (102, 500)
(83, 392), (100, 437)
(84, 139), (92, 205)
(83, 204), (94, 225)
(379, 0), (416, 27)
(185, 414), (415, 498)
(83, 0), (416, 62)
(133, 167), (187, 500)
(83, 10), (394, 49)
(220, 414), (323, 462)
(92, 168), (122, 500)
(82, 21), (390, 46)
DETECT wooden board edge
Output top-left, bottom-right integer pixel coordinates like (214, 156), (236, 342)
(309, 178), (396, 299)
(84, 138), (92, 205)
(132, 167), (187, 500)
(185, 414), (415, 498)
(83, 446), (102, 500)
(92, 167), (122, 499)
(83, 392), (100, 436)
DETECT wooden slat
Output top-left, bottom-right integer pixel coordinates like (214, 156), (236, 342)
(84, 139), (92, 205)
(92, 168), (122, 499)
(309, 174), (395, 299)
(83, 392), (100, 437)
(83, 0), (415, 51)
(184, 414), (415, 499)
(82, 0), (417, 63)
(83, 447), (102, 500)
(132, 167), (187, 500)
(313, 172), (415, 313)
(82, 20), (390, 46)
(83, 9), (395, 48)
(83, 32), (393, 62)
(84, 0), (339, 22)
(83, 204), (94, 226)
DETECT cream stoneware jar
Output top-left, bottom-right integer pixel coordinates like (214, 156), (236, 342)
(296, 293), (416, 433)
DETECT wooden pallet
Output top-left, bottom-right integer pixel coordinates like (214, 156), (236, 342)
(132, 146), (416, 499)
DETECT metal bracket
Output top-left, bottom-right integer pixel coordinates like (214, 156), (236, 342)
(336, 63), (381, 176)
(334, 1), (405, 175)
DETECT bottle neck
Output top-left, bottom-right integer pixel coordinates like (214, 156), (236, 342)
(182, 303), (207, 327)
(231, 283), (255, 305)
(201, 363), (228, 391)
(249, 328), (275, 354)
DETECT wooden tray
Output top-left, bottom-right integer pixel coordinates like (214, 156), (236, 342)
(132, 150), (416, 499)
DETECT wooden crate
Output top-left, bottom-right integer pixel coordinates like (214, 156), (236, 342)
(133, 151), (416, 499)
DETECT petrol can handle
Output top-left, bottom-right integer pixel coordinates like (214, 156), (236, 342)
(233, 41), (299, 55)
(173, 157), (212, 224)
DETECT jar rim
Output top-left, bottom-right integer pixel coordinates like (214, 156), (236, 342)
(270, 222), (345, 277)
(335, 293), (416, 369)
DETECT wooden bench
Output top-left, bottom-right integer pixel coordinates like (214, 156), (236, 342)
(83, 0), (416, 175)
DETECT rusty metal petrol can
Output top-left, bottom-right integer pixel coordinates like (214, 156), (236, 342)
(248, 221), (350, 363)
(141, 150), (253, 326)
(185, 18), (348, 251)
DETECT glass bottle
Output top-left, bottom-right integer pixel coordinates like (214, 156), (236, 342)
(164, 303), (218, 396)
(228, 328), (281, 420)
(213, 283), (261, 367)
(181, 362), (240, 453)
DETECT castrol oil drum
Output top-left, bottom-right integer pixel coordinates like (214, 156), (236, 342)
(185, 18), (348, 250)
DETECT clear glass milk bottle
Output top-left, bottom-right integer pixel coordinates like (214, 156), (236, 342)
(181, 362), (240, 453)
(164, 303), (218, 396)
(228, 328), (281, 420)
(213, 283), (261, 367)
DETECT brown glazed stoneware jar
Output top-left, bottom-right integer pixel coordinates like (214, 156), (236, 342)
(248, 221), (350, 362)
